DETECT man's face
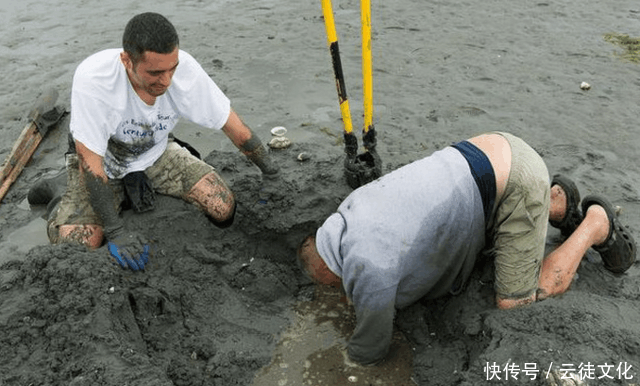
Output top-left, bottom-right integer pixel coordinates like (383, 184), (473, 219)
(121, 47), (179, 98)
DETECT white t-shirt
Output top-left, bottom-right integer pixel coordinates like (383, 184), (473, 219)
(70, 48), (231, 179)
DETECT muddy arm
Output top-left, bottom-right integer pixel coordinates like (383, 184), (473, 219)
(348, 286), (397, 365)
(75, 140), (123, 237)
(221, 109), (279, 175)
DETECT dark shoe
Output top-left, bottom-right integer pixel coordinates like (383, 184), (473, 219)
(27, 172), (67, 220)
(549, 174), (583, 237)
(582, 195), (637, 273)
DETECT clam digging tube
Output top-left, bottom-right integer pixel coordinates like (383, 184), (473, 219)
(361, 0), (373, 135)
(361, 0), (378, 153)
(320, 0), (358, 157)
(354, 0), (382, 188)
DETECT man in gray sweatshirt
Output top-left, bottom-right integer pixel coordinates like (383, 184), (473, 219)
(298, 131), (636, 365)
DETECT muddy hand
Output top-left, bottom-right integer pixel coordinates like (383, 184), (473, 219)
(242, 134), (280, 176)
(258, 172), (287, 204)
(107, 231), (150, 271)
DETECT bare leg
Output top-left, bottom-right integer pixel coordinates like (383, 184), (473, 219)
(538, 205), (609, 299)
(184, 172), (236, 222)
(497, 184), (608, 309)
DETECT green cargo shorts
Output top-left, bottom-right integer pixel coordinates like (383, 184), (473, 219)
(489, 132), (550, 300)
(48, 141), (216, 243)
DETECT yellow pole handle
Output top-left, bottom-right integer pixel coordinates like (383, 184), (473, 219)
(361, 0), (373, 133)
(321, 0), (338, 43)
(321, 0), (354, 135)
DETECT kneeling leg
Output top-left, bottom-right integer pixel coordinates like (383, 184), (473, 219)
(184, 172), (236, 227)
(49, 223), (104, 249)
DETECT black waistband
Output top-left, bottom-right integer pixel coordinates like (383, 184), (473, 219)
(452, 141), (496, 226)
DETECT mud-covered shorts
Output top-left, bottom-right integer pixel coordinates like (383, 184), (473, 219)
(48, 140), (216, 242)
(489, 132), (550, 300)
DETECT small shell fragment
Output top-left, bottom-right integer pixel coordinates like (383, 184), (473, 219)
(615, 205), (622, 216)
(108, 286), (115, 294)
(348, 375), (358, 383)
(580, 81), (591, 90)
(268, 136), (292, 149)
(270, 126), (288, 137)
(297, 152), (310, 162)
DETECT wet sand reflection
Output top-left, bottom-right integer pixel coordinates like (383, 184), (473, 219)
(253, 285), (416, 386)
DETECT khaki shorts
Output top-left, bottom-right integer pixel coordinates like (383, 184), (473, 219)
(48, 141), (216, 242)
(488, 132), (550, 299)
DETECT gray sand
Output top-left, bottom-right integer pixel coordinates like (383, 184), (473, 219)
(1, 0), (640, 385)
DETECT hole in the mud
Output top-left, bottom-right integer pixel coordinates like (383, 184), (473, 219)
(127, 292), (138, 315)
(156, 298), (165, 315)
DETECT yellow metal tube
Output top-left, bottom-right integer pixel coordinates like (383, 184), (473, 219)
(321, 0), (354, 134)
(321, 0), (338, 43)
(361, 0), (373, 133)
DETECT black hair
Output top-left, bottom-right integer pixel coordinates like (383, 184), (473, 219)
(122, 12), (179, 64)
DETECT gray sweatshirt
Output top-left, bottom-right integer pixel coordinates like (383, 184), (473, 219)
(316, 146), (486, 365)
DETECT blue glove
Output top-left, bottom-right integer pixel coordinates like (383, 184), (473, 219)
(106, 232), (150, 271)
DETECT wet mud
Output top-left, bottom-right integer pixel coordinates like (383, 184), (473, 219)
(2, 0), (640, 385)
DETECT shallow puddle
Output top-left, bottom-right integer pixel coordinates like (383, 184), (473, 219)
(252, 285), (417, 386)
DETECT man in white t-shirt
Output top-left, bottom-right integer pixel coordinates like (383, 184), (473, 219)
(36, 13), (280, 270)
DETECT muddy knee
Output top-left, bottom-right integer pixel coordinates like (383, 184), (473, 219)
(51, 224), (104, 249)
(186, 172), (236, 224)
(206, 201), (237, 228)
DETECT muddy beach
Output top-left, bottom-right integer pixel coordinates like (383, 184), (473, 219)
(1, 0), (640, 385)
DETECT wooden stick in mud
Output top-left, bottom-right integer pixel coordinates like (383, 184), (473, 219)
(0, 88), (64, 203)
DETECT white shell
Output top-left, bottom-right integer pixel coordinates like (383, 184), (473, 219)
(268, 136), (292, 149)
(270, 126), (288, 137)
(348, 376), (358, 383)
(580, 81), (591, 90)
(297, 152), (310, 161)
